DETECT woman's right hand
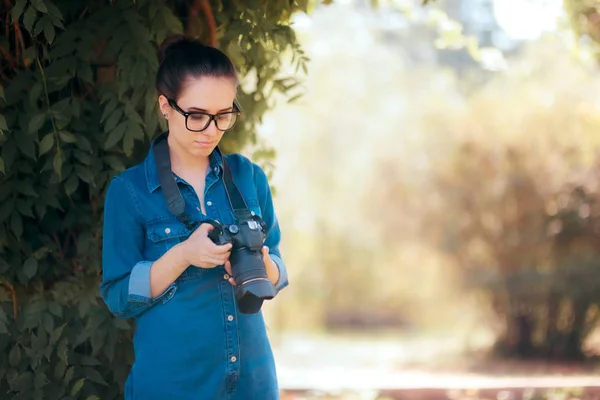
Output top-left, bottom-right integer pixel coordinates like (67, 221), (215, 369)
(179, 223), (232, 269)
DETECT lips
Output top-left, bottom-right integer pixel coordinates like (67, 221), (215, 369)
(194, 141), (215, 147)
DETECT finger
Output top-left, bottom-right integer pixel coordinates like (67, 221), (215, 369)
(228, 277), (236, 286)
(214, 242), (233, 254)
(197, 223), (215, 235)
(262, 246), (269, 254)
(224, 260), (233, 275)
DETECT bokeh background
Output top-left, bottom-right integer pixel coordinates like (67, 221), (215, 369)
(254, 0), (600, 398)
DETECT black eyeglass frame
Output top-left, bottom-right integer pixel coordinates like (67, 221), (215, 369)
(167, 98), (241, 132)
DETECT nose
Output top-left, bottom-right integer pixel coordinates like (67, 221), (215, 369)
(203, 119), (219, 136)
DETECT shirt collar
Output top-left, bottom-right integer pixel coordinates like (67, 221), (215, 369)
(145, 133), (224, 193)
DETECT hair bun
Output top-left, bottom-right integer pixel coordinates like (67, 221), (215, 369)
(158, 35), (198, 63)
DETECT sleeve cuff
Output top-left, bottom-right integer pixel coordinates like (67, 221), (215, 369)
(270, 254), (289, 292)
(128, 261), (176, 303)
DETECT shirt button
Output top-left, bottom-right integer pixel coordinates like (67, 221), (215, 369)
(207, 201), (213, 206)
(224, 274), (230, 280)
(230, 356), (237, 363)
(165, 228), (171, 234)
(227, 315), (234, 321)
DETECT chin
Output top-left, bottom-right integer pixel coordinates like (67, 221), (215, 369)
(188, 144), (216, 157)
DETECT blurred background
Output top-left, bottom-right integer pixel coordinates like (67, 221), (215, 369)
(252, 0), (600, 398)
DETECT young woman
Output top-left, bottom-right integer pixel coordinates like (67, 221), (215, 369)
(100, 35), (289, 400)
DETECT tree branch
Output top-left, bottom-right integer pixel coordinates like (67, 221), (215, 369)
(0, 281), (18, 319)
(188, 0), (217, 47)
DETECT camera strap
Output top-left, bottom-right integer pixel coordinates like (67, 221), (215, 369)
(153, 132), (252, 229)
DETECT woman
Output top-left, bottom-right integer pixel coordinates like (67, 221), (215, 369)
(100, 35), (289, 400)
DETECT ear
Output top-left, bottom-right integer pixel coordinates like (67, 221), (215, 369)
(157, 95), (170, 117)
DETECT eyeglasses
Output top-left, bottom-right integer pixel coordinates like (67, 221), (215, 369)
(167, 98), (241, 132)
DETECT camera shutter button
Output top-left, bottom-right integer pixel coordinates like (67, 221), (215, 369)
(228, 225), (239, 234)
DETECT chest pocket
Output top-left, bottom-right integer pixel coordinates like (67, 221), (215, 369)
(145, 218), (209, 281)
(146, 218), (189, 259)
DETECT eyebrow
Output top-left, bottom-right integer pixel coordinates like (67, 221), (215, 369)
(187, 106), (234, 113)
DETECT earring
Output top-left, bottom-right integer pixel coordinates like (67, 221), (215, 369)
(163, 113), (167, 118)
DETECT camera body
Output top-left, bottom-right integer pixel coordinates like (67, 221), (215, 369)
(207, 216), (276, 314)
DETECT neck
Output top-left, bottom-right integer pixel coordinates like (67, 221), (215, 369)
(167, 136), (210, 176)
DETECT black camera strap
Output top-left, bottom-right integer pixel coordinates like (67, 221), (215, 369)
(153, 132), (252, 229)
(215, 146), (253, 221)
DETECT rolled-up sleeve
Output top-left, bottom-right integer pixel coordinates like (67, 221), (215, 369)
(253, 164), (289, 293)
(100, 175), (174, 318)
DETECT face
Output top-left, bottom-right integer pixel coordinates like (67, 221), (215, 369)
(158, 75), (237, 158)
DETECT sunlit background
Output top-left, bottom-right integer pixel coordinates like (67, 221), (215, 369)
(246, 0), (600, 398)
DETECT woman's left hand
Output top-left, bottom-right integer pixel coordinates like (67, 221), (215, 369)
(224, 246), (279, 287)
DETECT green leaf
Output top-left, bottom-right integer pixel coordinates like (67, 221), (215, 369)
(44, 18), (55, 44)
(11, 0), (28, 22)
(0, 114), (8, 131)
(105, 121), (127, 149)
(28, 113), (46, 133)
(70, 378), (85, 396)
(101, 97), (119, 121)
(47, 325), (63, 346)
(59, 131), (77, 143)
(0, 199), (14, 223)
(57, 339), (68, 363)
(16, 181), (37, 197)
(24, 258), (38, 278)
(39, 133), (54, 156)
(34, 16), (46, 36)
(15, 200), (34, 217)
(75, 134), (91, 151)
(64, 173), (78, 195)
(0, 84), (4, 100)
(10, 213), (23, 238)
(49, 302), (62, 318)
(80, 356), (101, 366)
(44, 0), (62, 20)
(75, 165), (94, 184)
(129, 121), (145, 140)
(34, 201), (46, 219)
(15, 131), (36, 160)
(103, 109), (123, 133)
(31, 0), (48, 13)
(43, 313), (54, 334)
(86, 396), (101, 400)
(123, 131), (134, 156)
(105, 156), (125, 171)
(23, 6), (37, 34)
(9, 344), (21, 367)
(54, 360), (67, 380)
(29, 82), (43, 105)
(83, 367), (108, 386)
(53, 149), (62, 177)
(0, 157), (4, 174)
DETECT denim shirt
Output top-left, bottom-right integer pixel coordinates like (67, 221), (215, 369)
(100, 139), (289, 400)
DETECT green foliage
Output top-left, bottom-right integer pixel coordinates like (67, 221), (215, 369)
(0, 0), (309, 398)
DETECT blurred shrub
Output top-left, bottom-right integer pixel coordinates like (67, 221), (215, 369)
(370, 38), (600, 359)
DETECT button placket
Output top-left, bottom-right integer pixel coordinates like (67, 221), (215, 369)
(220, 265), (240, 393)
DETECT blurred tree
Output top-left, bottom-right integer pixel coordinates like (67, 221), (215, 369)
(0, 0), (309, 398)
(564, 0), (600, 58)
(370, 38), (600, 360)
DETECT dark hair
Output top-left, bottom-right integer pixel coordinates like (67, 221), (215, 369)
(156, 35), (238, 100)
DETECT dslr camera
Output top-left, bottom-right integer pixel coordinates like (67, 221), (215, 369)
(206, 216), (276, 314)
